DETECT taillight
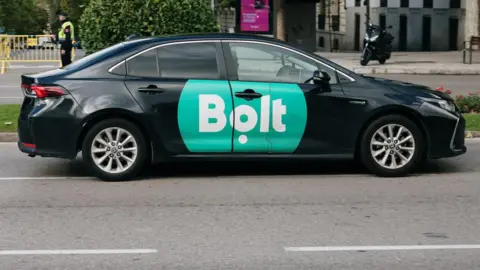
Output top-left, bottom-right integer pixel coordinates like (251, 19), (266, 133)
(21, 84), (65, 98)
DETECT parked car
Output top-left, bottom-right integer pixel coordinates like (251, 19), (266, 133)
(17, 33), (466, 181)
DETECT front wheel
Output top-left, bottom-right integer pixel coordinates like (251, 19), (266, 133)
(360, 47), (371, 66)
(82, 118), (149, 181)
(359, 115), (425, 177)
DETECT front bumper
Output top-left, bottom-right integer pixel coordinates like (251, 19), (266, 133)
(418, 102), (467, 159)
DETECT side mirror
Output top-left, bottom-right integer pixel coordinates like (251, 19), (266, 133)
(313, 70), (331, 85)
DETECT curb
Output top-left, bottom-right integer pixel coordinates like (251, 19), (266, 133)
(1, 131), (480, 143)
(465, 131), (480, 139)
(0, 133), (19, 142)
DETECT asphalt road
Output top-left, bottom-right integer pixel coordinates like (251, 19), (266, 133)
(0, 140), (480, 269)
(1, 71), (478, 104)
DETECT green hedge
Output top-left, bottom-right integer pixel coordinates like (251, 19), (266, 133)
(80, 0), (219, 53)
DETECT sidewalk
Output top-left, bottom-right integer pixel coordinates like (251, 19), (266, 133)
(317, 51), (480, 75)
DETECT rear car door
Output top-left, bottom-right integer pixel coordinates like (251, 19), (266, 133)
(124, 41), (234, 154)
(222, 40), (352, 155)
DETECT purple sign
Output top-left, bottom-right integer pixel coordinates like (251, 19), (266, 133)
(240, 0), (270, 32)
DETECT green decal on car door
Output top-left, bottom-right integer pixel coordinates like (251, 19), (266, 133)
(229, 81), (308, 153)
(230, 81), (271, 152)
(177, 80), (233, 152)
(177, 80), (307, 153)
(268, 82), (307, 153)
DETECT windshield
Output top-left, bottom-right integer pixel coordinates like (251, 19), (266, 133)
(61, 42), (126, 70)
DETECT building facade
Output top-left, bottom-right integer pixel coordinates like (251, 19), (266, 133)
(342, 0), (466, 51)
(218, 0), (479, 52)
(316, 0), (348, 52)
(464, 0), (480, 46)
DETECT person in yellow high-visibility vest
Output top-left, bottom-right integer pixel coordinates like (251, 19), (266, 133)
(52, 12), (74, 67)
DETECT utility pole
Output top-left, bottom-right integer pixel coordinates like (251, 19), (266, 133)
(327, 0), (333, 52)
(274, 0), (286, 41)
(363, 0), (370, 25)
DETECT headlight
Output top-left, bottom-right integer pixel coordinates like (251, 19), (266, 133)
(422, 97), (456, 112)
(369, 34), (379, 42)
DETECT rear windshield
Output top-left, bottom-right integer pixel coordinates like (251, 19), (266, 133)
(62, 42), (126, 70)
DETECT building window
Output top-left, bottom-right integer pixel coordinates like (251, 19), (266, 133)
(380, 0), (387, 7)
(400, 0), (409, 8)
(423, 0), (433, 8)
(319, 36), (325, 47)
(331, 15), (340, 31)
(450, 0), (460, 8)
(318, 0), (326, 30)
(318, 14), (326, 30)
(355, 0), (361, 7)
(379, 14), (386, 29)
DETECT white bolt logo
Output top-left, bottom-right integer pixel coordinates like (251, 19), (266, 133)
(199, 94), (287, 144)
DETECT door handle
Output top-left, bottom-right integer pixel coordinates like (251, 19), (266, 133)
(234, 89), (262, 100)
(138, 85), (166, 94)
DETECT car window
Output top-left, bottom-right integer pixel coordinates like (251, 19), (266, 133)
(62, 42), (126, 70)
(227, 42), (338, 84)
(156, 42), (220, 80)
(126, 48), (158, 77)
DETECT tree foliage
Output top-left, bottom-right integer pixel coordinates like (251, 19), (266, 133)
(39, 0), (89, 33)
(0, 0), (49, 34)
(80, 0), (219, 53)
(0, 4), (4, 32)
(217, 0), (236, 8)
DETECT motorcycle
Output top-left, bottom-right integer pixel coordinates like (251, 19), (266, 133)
(360, 21), (394, 66)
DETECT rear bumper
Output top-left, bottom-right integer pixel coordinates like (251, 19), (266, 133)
(17, 97), (85, 159)
(18, 141), (36, 154)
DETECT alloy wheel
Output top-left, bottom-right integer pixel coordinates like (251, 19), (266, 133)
(90, 127), (138, 174)
(370, 124), (416, 170)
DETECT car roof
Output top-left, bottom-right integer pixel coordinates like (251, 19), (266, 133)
(122, 32), (291, 46)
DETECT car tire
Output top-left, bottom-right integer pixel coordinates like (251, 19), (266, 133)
(359, 114), (424, 177)
(82, 118), (149, 181)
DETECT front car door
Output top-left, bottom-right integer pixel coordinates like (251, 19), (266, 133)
(124, 40), (234, 155)
(222, 40), (354, 155)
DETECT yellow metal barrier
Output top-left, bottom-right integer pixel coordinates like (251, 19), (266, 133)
(0, 34), (76, 74)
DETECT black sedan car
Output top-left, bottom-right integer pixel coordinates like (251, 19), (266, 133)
(17, 33), (466, 181)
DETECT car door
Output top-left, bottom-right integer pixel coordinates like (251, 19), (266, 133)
(124, 41), (234, 154)
(222, 40), (352, 155)
(221, 43), (278, 153)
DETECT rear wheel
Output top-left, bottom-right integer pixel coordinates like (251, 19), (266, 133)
(378, 58), (386, 64)
(359, 115), (424, 177)
(82, 118), (148, 181)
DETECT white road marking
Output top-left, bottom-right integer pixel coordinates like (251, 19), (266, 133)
(0, 97), (22, 99)
(0, 249), (158, 255)
(0, 86), (18, 88)
(0, 176), (92, 181)
(285, 245), (480, 252)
